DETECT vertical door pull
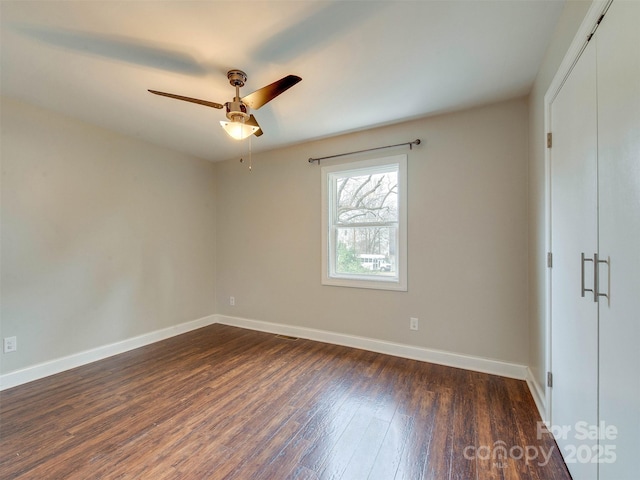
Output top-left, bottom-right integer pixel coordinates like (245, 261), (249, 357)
(581, 252), (595, 299)
(595, 253), (610, 303)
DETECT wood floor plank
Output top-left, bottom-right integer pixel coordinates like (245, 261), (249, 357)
(423, 389), (455, 480)
(339, 416), (389, 479)
(367, 412), (413, 480)
(288, 465), (321, 480)
(393, 389), (438, 480)
(450, 372), (478, 480)
(316, 409), (374, 479)
(0, 324), (572, 480)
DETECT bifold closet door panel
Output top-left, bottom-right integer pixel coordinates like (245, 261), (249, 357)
(550, 38), (599, 480)
(596, 1), (640, 479)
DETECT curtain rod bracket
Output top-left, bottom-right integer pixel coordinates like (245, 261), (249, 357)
(308, 139), (421, 165)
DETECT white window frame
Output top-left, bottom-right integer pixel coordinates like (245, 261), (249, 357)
(321, 154), (407, 291)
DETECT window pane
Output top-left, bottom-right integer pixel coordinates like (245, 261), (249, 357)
(336, 171), (398, 224)
(334, 226), (397, 277)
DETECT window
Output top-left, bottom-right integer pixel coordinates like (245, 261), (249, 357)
(321, 154), (407, 290)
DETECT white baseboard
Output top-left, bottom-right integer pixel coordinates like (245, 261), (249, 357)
(0, 314), (217, 391)
(215, 314), (529, 380)
(526, 367), (548, 422)
(1, 313), (532, 393)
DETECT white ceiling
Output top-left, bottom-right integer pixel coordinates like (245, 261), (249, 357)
(1, 0), (565, 162)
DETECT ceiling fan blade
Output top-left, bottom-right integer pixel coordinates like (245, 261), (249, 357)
(148, 90), (223, 109)
(246, 114), (264, 137)
(241, 75), (302, 110)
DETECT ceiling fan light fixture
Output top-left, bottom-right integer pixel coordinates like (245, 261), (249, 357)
(219, 118), (259, 140)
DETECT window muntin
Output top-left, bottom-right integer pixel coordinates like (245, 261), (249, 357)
(322, 155), (407, 291)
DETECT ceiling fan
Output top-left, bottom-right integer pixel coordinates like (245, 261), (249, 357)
(148, 70), (301, 140)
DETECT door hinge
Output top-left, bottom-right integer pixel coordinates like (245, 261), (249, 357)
(547, 371), (553, 388)
(587, 13), (607, 41)
(547, 252), (553, 268)
(547, 132), (552, 148)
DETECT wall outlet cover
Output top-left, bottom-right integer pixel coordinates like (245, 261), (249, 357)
(4, 336), (17, 353)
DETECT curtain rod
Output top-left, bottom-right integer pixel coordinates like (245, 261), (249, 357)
(308, 139), (421, 164)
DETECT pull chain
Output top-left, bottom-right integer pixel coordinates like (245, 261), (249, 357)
(239, 136), (253, 171)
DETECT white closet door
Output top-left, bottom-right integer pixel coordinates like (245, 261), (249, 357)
(596, 1), (640, 478)
(550, 39), (599, 480)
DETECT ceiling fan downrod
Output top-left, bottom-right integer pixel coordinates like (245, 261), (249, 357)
(225, 69), (249, 121)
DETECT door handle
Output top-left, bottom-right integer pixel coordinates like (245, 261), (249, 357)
(595, 253), (610, 303)
(581, 253), (595, 300)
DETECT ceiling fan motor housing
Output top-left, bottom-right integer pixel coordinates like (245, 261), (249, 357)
(225, 100), (249, 122)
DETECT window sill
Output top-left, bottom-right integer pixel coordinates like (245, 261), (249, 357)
(321, 276), (407, 291)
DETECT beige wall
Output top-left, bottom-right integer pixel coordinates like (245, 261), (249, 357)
(216, 98), (529, 365)
(527, 0), (592, 390)
(0, 97), (217, 374)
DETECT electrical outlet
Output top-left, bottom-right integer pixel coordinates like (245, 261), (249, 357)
(229, 296), (235, 306)
(409, 318), (419, 331)
(4, 336), (17, 353)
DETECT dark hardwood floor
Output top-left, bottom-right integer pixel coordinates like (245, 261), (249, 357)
(0, 324), (570, 479)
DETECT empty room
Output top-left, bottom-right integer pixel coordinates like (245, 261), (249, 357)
(1, 1), (638, 479)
